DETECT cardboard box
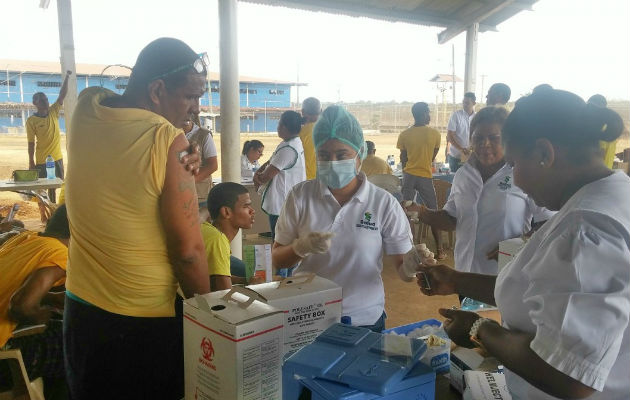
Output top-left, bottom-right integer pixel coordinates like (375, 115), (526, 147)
(183, 287), (284, 400)
(463, 371), (512, 400)
(247, 274), (342, 359)
(449, 347), (484, 393)
(497, 237), (526, 272)
(243, 244), (273, 282)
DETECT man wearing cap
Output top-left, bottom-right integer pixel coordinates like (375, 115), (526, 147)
(397, 102), (444, 259)
(272, 105), (412, 332)
(299, 97), (321, 180)
(63, 38), (210, 398)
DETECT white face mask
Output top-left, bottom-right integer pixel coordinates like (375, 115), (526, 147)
(316, 155), (359, 189)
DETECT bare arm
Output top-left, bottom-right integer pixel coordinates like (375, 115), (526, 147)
(195, 156), (218, 183)
(254, 164), (280, 187)
(454, 271), (497, 305)
(478, 323), (596, 399)
(272, 241), (302, 271)
(161, 134), (210, 298)
(400, 150), (408, 168)
(9, 266), (65, 325)
(56, 71), (71, 106)
(447, 130), (465, 152)
(28, 142), (36, 169)
(406, 203), (457, 231)
(432, 147), (439, 161)
(210, 275), (232, 292)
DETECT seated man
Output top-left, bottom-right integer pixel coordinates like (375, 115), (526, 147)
(202, 182), (259, 291)
(360, 140), (393, 176)
(0, 205), (68, 394)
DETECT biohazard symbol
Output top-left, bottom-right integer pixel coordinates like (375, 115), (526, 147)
(201, 337), (214, 361)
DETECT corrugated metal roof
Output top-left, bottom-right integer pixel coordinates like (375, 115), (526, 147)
(430, 74), (463, 82)
(240, 0), (538, 43)
(0, 59), (301, 85)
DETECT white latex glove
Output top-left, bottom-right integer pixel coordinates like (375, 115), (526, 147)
(402, 243), (436, 278)
(291, 232), (335, 258)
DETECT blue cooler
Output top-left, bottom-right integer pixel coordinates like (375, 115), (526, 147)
(283, 323), (435, 399)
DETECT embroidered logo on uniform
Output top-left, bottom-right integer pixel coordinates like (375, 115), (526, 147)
(498, 176), (512, 191)
(357, 211), (378, 231)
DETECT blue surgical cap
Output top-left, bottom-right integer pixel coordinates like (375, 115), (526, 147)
(313, 105), (366, 159)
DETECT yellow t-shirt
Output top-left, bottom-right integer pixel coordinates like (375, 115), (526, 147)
(397, 126), (441, 178)
(299, 122), (317, 180)
(360, 155), (393, 177)
(65, 87), (180, 318)
(200, 222), (231, 277)
(600, 140), (617, 169)
(0, 232), (67, 347)
(26, 102), (63, 164)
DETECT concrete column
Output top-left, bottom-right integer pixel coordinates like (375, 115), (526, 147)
(464, 23), (479, 95)
(56, 0), (78, 135)
(219, 0), (242, 258)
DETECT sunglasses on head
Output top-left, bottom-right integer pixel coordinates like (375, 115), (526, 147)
(151, 52), (209, 81)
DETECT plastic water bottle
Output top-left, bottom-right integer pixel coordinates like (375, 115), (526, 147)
(341, 316), (352, 325)
(45, 155), (55, 179)
(387, 155), (395, 168)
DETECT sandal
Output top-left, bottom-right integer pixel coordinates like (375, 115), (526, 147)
(436, 249), (447, 261)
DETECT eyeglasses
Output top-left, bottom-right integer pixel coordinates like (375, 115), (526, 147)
(151, 52), (209, 81)
(472, 134), (501, 145)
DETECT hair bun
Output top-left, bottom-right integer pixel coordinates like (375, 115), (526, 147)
(584, 103), (624, 142)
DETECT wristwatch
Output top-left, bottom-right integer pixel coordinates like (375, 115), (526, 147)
(469, 318), (496, 350)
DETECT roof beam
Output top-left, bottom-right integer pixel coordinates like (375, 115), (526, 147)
(242, 0), (454, 27)
(437, 0), (516, 44)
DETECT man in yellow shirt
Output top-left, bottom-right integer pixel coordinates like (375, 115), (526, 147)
(397, 102), (444, 259)
(361, 140), (393, 176)
(26, 71), (71, 203)
(202, 182), (256, 291)
(63, 38), (210, 399)
(299, 97), (321, 180)
(0, 206), (68, 392)
(588, 94), (618, 168)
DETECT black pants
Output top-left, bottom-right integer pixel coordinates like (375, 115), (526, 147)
(63, 296), (184, 400)
(35, 159), (64, 203)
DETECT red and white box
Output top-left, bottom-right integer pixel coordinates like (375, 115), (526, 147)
(183, 287), (284, 400)
(247, 274), (342, 359)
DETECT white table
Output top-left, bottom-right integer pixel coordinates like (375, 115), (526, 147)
(0, 178), (64, 192)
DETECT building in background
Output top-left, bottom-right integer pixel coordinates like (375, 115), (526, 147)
(0, 59), (303, 133)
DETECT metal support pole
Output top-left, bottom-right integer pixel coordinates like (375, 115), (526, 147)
(451, 44), (456, 106)
(464, 23), (479, 95)
(19, 73), (25, 127)
(219, 0), (242, 258)
(56, 0), (78, 135)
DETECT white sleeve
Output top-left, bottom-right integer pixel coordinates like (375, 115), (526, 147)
(380, 194), (413, 255)
(527, 196), (556, 223)
(274, 187), (301, 246)
(523, 213), (630, 391)
(269, 146), (298, 171)
(447, 112), (458, 131)
(203, 133), (218, 158)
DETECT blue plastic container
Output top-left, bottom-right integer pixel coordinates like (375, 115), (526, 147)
(283, 323), (435, 400)
(383, 319), (450, 375)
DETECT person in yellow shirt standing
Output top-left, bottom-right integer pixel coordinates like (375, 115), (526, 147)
(299, 97), (321, 180)
(588, 94), (618, 168)
(397, 102), (444, 259)
(360, 140), (392, 176)
(0, 205), (68, 395)
(63, 38), (210, 399)
(26, 71), (71, 203)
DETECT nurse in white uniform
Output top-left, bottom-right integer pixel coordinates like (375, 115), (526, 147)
(415, 90), (629, 399)
(405, 106), (554, 277)
(272, 106), (412, 332)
